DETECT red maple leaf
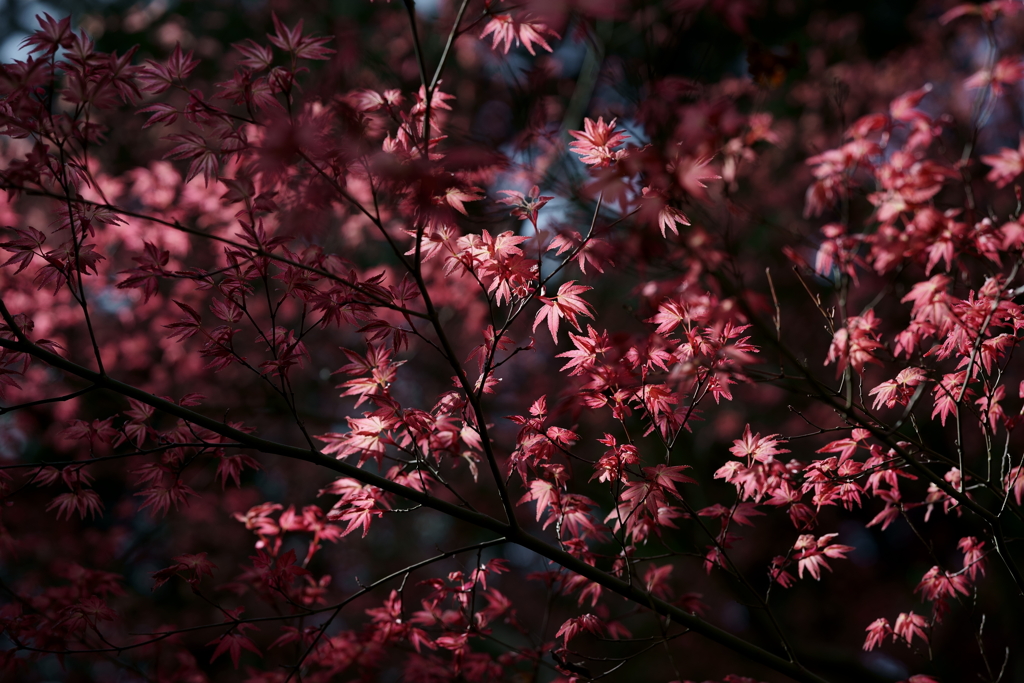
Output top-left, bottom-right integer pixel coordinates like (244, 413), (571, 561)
(208, 631), (262, 669)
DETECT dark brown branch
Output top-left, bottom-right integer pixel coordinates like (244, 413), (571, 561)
(0, 301), (833, 683)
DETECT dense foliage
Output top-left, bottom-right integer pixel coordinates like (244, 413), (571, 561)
(0, 1), (1023, 681)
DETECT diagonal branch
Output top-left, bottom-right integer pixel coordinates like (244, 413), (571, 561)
(0, 299), (833, 683)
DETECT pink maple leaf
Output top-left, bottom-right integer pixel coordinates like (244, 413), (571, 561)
(554, 613), (604, 645)
(518, 479), (558, 522)
(730, 425), (790, 463)
(533, 281), (595, 342)
(569, 117), (629, 168)
(480, 14), (560, 56)
(793, 533), (855, 580)
(441, 186), (485, 216)
(893, 611), (929, 646)
(498, 185), (553, 228)
(981, 135), (1024, 188)
(863, 617), (891, 651)
(642, 464), (697, 496)
(267, 13), (335, 60)
(675, 155), (722, 201)
(964, 56), (1024, 95)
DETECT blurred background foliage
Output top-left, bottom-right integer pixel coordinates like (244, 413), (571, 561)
(3, 1), (1022, 681)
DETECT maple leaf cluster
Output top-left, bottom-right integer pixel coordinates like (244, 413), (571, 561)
(0, 2), (1023, 683)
